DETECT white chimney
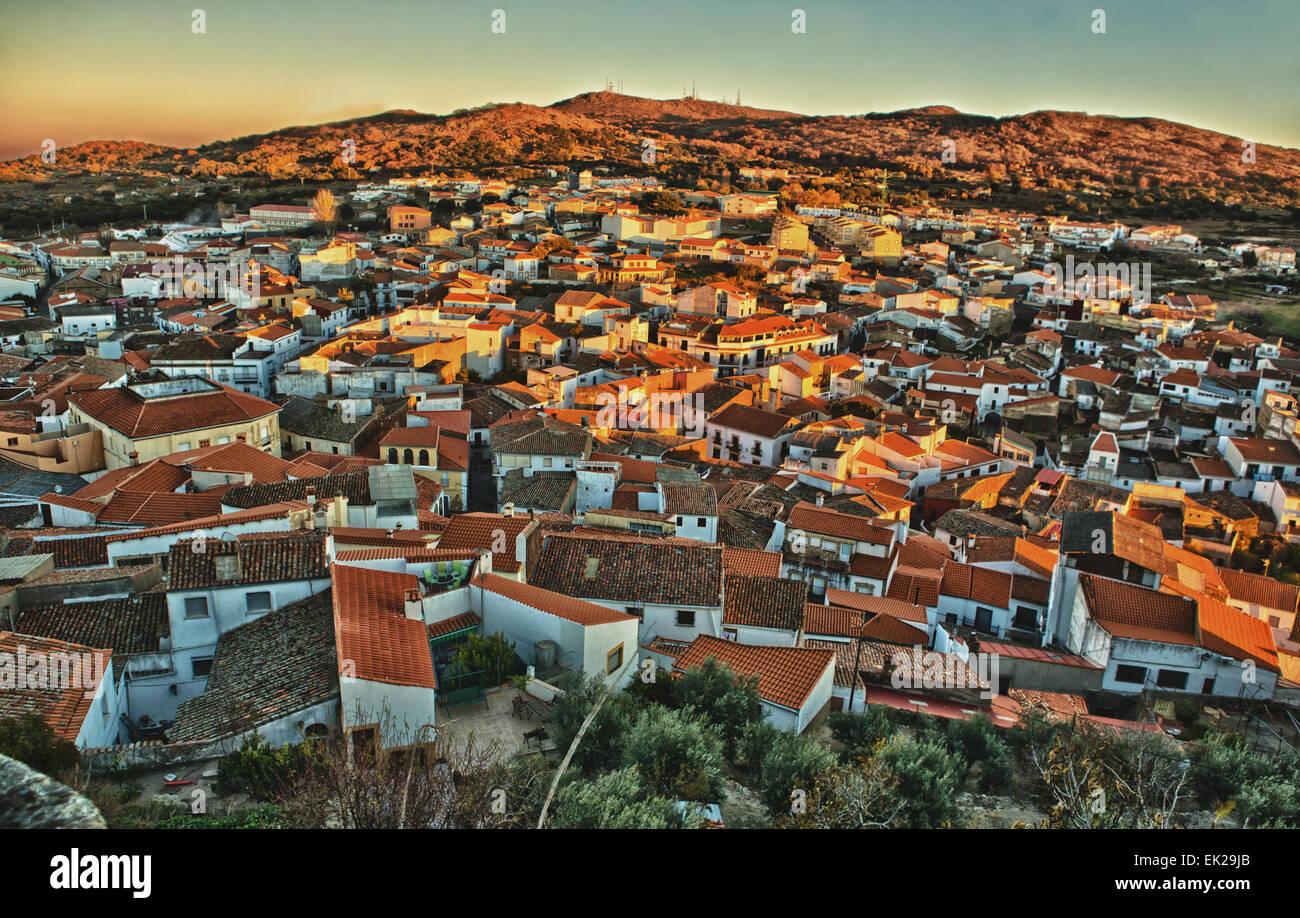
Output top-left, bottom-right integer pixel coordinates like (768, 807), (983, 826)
(404, 587), (423, 621)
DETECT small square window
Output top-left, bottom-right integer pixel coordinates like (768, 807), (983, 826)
(1155, 669), (1188, 690)
(245, 591), (272, 615)
(192, 656), (213, 678)
(184, 596), (209, 619)
(1115, 664), (1148, 685)
(676, 610), (696, 628)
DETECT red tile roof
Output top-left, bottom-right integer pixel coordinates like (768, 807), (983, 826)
(331, 565), (436, 689)
(722, 547), (783, 578)
(69, 384), (279, 438)
(0, 631), (111, 742)
(474, 572), (634, 626)
(1079, 574), (1197, 645)
(825, 587), (927, 624)
(788, 501), (894, 545)
(1219, 567), (1300, 614)
(1198, 596), (1281, 673)
(672, 634), (834, 711)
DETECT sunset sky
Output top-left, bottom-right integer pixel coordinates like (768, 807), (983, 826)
(1, 0), (1296, 161)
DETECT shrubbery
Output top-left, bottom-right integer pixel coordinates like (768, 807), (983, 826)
(0, 714), (79, 777)
(217, 733), (327, 800)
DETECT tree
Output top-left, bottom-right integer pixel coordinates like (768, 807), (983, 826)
(874, 735), (966, 828)
(621, 706), (725, 801)
(453, 630), (524, 686)
(311, 188), (339, 236)
(828, 707), (897, 757)
(0, 714), (79, 777)
(1018, 714), (1188, 828)
(636, 190), (685, 217)
(780, 759), (906, 829)
(755, 730), (837, 817)
(670, 658), (763, 760)
(548, 674), (634, 776)
(550, 767), (698, 829)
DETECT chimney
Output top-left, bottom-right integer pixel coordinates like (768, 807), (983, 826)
(306, 486), (316, 506)
(214, 543), (241, 583)
(503, 502), (515, 517)
(815, 494), (824, 507)
(404, 587), (423, 621)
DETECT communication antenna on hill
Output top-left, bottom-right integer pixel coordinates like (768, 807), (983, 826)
(736, 90), (741, 106)
(880, 171), (889, 206)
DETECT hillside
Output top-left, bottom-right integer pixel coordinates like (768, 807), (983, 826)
(2, 92), (1298, 208)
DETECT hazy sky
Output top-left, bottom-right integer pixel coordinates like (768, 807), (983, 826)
(1, 0), (1297, 160)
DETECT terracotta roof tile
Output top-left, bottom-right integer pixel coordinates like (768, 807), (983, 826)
(474, 572), (633, 626)
(331, 565), (436, 689)
(673, 634), (834, 711)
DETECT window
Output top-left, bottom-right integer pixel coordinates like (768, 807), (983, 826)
(1114, 664), (1148, 685)
(722, 628), (738, 641)
(543, 457), (553, 468)
(697, 517), (706, 527)
(626, 606), (643, 618)
(676, 610), (696, 628)
(606, 644), (623, 674)
(1155, 669), (1188, 690)
(191, 656), (214, 678)
(184, 596), (209, 619)
(245, 591), (272, 615)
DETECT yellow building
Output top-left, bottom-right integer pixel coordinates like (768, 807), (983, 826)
(68, 377), (282, 470)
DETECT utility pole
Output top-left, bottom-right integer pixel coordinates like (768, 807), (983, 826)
(845, 608), (870, 712)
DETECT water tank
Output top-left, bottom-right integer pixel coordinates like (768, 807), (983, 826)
(535, 641), (557, 669)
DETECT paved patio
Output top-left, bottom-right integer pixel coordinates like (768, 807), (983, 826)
(435, 686), (558, 759)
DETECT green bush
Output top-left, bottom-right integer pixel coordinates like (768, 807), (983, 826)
(874, 735), (966, 828)
(621, 706), (725, 801)
(453, 631), (525, 686)
(757, 731), (837, 817)
(1235, 777), (1300, 828)
(736, 719), (783, 775)
(828, 707), (897, 756)
(548, 675), (634, 776)
(217, 733), (326, 800)
(1188, 733), (1265, 806)
(670, 658), (764, 760)
(941, 715), (1012, 792)
(551, 768), (698, 829)
(0, 714), (79, 777)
